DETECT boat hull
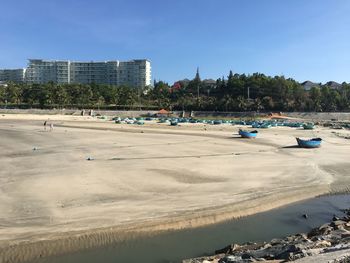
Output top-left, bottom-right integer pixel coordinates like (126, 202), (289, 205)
(239, 129), (258, 138)
(296, 137), (322, 148)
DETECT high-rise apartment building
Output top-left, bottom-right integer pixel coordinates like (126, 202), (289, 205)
(0, 59), (151, 89)
(25, 59), (70, 84)
(0, 68), (26, 83)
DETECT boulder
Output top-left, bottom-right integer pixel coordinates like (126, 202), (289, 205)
(215, 244), (239, 254)
(331, 220), (347, 228)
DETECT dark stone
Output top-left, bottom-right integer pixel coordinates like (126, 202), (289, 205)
(319, 223), (331, 230)
(215, 244), (239, 254)
(331, 220), (347, 228)
(302, 214), (308, 219)
(241, 253), (252, 259)
(277, 251), (294, 260)
(333, 215), (340, 221)
(307, 227), (322, 238)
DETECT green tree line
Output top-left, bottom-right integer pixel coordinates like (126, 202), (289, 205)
(1, 71), (350, 112)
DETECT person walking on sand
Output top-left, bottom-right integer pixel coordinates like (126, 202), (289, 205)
(50, 123), (54, 132)
(44, 121), (47, 131)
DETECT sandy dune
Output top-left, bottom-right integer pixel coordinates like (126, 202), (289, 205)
(0, 114), (350, 262)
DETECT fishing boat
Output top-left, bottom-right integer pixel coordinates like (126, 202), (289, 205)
(239, 129), (258, 138)
(296, 137), (322, 148)
(136, 120), (144, 125)
(260, 122), (271, 128)
(303, 123), (315, 130)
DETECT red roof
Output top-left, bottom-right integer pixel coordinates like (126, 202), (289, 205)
(158, 109), (169, 114)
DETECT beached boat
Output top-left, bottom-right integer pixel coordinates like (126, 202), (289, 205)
(239, 129), (258, 138)
(296, 137), (322, 148)
(260, 123), (271, 128)
(303, 123), (315, 130)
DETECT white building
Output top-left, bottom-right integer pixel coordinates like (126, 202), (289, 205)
(25, 59), (70, 84)
(23, 59), (151, 88)
(0, 68), (26, 83)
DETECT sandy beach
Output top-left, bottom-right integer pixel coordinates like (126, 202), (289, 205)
(1, 114), (350, 262)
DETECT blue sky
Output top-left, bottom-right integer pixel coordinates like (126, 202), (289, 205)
(1, 0), (350, 84)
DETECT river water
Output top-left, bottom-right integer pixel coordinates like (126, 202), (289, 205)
(32, 195), (350, 263)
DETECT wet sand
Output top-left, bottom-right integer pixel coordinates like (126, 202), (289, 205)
(1, 114), (350, 262)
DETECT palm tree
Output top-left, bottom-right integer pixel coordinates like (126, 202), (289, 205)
(236, 96), (247, 111)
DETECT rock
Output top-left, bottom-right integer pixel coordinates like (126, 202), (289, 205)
(341, 232), (350, 238)
(313, 240), (332, 248)
(294, 233), (309, 241)
(215, 244), (239, 254)
(241, 253), (252, 260)
(270, 238), (282, 245)
(308, 225), (332, 238)
(277, 251), (294, 260)
(331, 220), (347, 228)
(333, 215), (340, 221)
(186, 206), (350, 263)
(222, 255), (241, 262)
(341, 208), (350, 216)
(320, 222), (331, 229)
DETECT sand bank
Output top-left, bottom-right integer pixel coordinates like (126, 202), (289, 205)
(1, 114), (350, 262)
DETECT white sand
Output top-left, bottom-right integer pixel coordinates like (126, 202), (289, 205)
(1, 114), (350, 262)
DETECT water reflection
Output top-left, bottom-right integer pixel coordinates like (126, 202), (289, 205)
(33, 195), (350, 263)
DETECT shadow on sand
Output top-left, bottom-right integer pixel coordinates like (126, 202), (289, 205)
(281, 145), (300, 149)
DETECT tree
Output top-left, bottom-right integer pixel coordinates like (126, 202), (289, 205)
(222, 94), (235, 111)
(52, 84), (68, 107)
(4, 82), (22, 104)
(37, 85), (51, 108)
(262, 96), (274, 111)
(309, 87), (321, 111)
(0, 86), (4, 103)
(236, 96), (247, 111)
(252, 98), (263, 112)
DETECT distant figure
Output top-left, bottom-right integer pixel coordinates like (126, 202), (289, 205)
(44, 121), (47, 131)
(50, 123), (54, 131)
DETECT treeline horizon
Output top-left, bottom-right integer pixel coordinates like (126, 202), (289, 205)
(1, 71), (350, 112)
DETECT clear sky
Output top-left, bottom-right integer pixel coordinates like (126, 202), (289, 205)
(1, 0), (350, 84)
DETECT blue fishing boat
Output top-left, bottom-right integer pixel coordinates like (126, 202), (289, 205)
(296, 137), (322, 148)
(239, 129), (258, 138)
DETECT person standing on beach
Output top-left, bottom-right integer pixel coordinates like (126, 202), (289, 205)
(44, 121), (47, 131)
(50, 123), (54, 132)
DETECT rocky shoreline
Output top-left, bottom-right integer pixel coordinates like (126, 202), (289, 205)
(184, 209), (350, 263)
